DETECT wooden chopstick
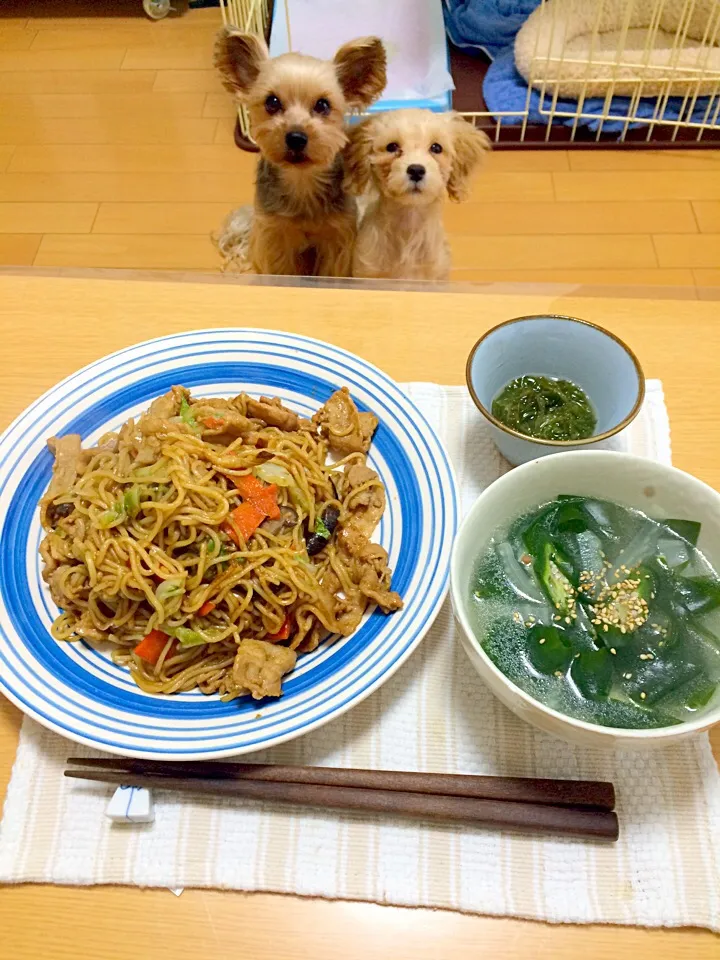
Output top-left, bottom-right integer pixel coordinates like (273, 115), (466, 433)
(65, 768), (619, 841)
(66, 758), (615, 811)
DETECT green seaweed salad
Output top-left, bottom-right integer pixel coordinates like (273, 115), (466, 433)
(471, 496), (720, 729)
(492, 375), (596, 442)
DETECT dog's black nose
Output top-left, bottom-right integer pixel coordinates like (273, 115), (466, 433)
(407, 164), (426, 182)
(285, 130), (308, 152)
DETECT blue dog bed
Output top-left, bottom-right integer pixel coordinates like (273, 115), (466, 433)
(444, 0), (719, 132)
(485, 45), (719, 132)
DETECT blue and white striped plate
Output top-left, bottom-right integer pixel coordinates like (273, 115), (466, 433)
(0, 329), (458, 760)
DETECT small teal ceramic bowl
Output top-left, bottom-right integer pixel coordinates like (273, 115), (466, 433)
(466, 315), (645, 466)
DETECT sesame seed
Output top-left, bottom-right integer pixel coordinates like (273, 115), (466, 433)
(539, 638), (546, 645)
(610, 648), (617, 654)
(554, 671), (563, 677)
(640, 691), (647, 700)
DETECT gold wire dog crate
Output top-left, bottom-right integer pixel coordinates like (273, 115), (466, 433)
(219, 0), (720, 148)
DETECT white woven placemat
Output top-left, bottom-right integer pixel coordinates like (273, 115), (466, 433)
(1, 381), (719, 930)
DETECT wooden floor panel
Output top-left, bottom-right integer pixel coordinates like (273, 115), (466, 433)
(35, 233), (221, 269)
(0, 201), (97, 233)
(554, 171), (720, 202)
(0, 233), (41, 264)
(152, 70), (224, 93)
(93, 201), (230, 235)
(0, 5), (715, 289)
(0, 146), (14, 172)
(121, 46), (217, 71)
(692, 201), (720, 233)
(0, 92), (207, 118)
(0, 46), (127, 72)
(444, 201), (697, 236)
(695, 269), (720, 286)
(9, 144), (251, 173)
(654, 234), (720, 269)
(0, 116), (219, 145)
(0, 171), (254, 203)
(0, 25), (36, 52)
(30, 23), (218, 51)
(567, 150), (720, 172)
(450, 234), (658, 271)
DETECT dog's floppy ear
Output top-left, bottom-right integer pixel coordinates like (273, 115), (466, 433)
(343, 117), (376, 194)
(214, 28), (268, 99)
(447, 115), (491, 202)
(334, 37), (387, 109)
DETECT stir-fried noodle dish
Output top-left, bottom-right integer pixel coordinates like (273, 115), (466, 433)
(39, 387), (402, 700)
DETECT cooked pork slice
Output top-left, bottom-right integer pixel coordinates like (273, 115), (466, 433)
(46, 434), (89, 499)
(313, 388), (378, 455)
(345, 536), (403, 613)
(245, 396), (300, 431)
(294, 622), (326, 653)
(85, 431), (119, 456)
(39, 537), (59, 580)
(322, 529), (404, 634)
(358, 567), (403, 613)
(232, 638), (297, 699)
(333, 593), (367, 636)
(344, 462), (377, 499)
(192, 404), (254, 438)
(147, 389), (179, 420)
(137, 416), (193, 437)
(341, 462), (386, 537)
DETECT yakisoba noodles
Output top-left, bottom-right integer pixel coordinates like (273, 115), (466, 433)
(39, 387), (402, 700)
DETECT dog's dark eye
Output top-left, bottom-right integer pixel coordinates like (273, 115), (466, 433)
(265, 94), (283, 115)
(430, 142), (443, 154)
(313, 98), (331, 116)
(386, 142), (399, 153)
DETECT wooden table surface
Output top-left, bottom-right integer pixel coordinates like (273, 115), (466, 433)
(0, 270), (718, 957)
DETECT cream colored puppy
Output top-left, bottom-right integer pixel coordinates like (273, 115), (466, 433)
(344, 109), (490, 281)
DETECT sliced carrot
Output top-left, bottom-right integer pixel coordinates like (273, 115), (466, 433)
(134, 628), (170, 666)
(234, 474), (266, 500)
(267, 614), (292, 642)
(253, 485), (280, 520)
(198, 600), (216, 617)
(224, 500), (266, 544)
(234, 474), (281, 520)
(202, 416), (225, 429)
(221, 520), (240, 547)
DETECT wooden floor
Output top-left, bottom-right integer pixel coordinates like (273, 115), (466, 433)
(0, 3), (719, 290)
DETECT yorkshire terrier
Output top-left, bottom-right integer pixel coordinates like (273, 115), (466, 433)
(344, 109), (490, 281)
(214, 30), (386, 277)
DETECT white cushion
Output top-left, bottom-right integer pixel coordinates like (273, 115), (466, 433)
(515, 0), (720, 99)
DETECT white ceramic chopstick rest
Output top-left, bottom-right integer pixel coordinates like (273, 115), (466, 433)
(105, 785), (155, 823)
